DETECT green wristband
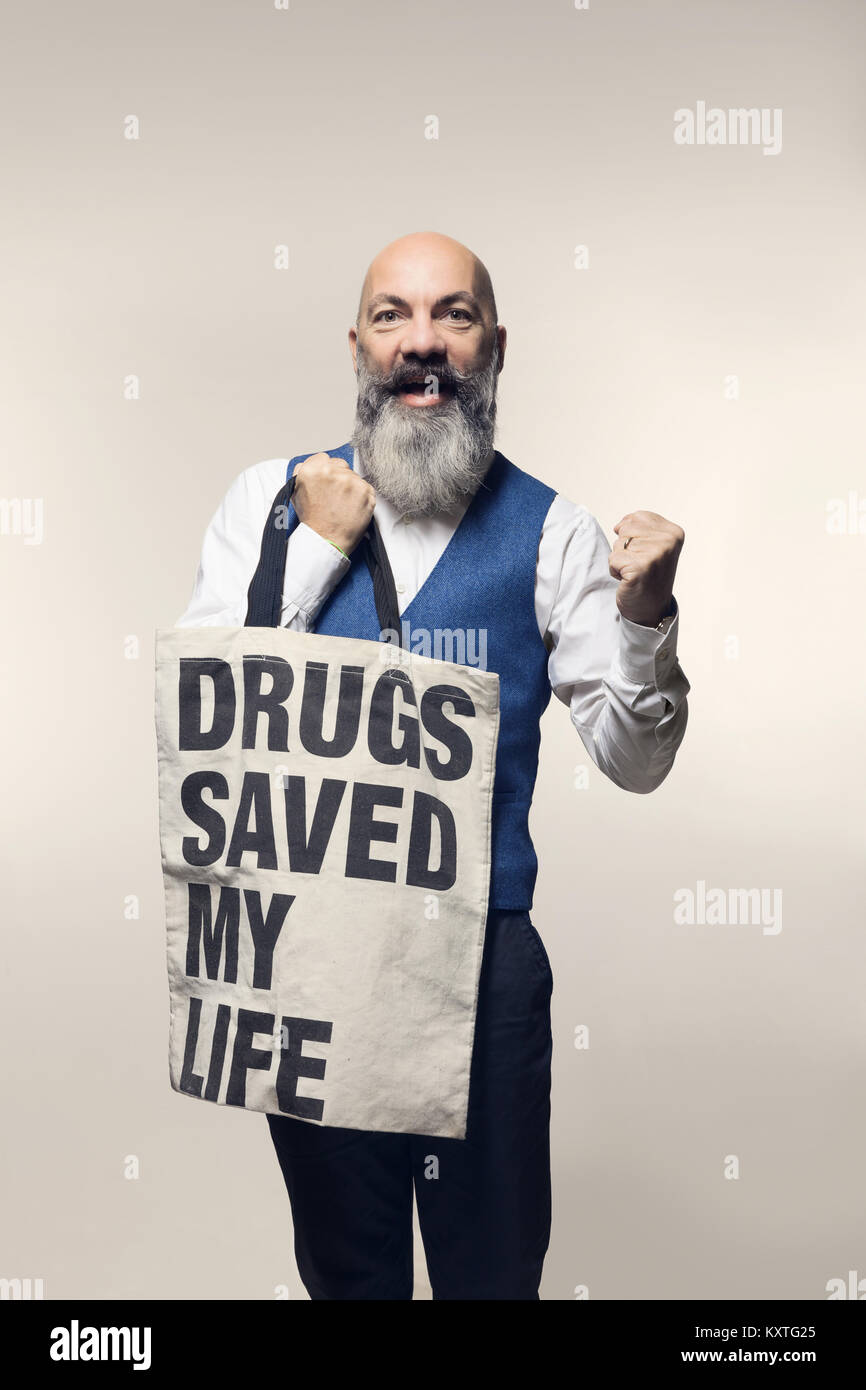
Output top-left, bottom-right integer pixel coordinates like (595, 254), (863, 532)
(327, 539), (350, 562)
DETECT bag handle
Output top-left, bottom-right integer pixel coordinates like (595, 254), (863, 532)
(245, 471), (402, 638)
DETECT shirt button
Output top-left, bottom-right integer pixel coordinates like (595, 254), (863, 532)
(396, 582), (406, 594)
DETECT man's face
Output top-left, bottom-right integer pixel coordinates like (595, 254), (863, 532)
(348, 239), (505, 518)
(351, 243), (495, 394)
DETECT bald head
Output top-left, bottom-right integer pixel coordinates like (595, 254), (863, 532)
(355, 231), (498, 332)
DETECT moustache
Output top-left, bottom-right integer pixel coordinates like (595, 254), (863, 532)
(362, 360), (478, 398)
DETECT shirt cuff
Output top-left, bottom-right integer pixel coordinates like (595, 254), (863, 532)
(280, 521), (350, 624)
(614, 596), (680, 686)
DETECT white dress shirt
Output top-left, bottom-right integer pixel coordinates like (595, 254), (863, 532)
(177, 448), (690, 793)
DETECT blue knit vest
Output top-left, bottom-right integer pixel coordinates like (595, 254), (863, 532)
(285, 443), (556, 910)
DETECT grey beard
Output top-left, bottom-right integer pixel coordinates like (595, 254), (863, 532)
(351, 345), (499, 518)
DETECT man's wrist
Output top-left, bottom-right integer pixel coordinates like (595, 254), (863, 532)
(621, 597), (676, 630)
(280, 522), (351, 624)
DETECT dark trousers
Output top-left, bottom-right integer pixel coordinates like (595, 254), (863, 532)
(267, 910), (553, 1300)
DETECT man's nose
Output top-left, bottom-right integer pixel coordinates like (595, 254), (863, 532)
(397, 314), (446, 360)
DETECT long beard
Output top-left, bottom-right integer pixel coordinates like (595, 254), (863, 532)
(351, 343), (499, 518)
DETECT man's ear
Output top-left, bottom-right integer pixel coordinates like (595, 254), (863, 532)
(496, 324), (507, 373)
(348, 326), (358, 372)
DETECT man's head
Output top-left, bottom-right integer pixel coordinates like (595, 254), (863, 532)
(349, 232), (506, 518)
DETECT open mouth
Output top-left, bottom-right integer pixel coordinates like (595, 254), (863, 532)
(395, 379), (454, 406)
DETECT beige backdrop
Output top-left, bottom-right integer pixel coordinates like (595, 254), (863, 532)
(2, 0), (864, 1301)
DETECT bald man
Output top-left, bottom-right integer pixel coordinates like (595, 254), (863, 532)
(178, 231), (690, 1300)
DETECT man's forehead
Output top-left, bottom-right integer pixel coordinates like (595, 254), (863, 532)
(363, 246), (479, 302)
(358, 231), (493, 314)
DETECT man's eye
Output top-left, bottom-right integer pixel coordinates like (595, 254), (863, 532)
(374, 308), (470, 323)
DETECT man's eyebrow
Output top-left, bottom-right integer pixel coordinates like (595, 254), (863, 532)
(365, 293), (411, 318)
(433, 291), (482, 314)
(364, 291), (483, 318)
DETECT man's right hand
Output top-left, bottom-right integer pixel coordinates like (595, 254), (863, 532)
(291, 453), (376, 556)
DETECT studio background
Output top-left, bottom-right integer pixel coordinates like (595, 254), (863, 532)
(2, 0), (863, 1300)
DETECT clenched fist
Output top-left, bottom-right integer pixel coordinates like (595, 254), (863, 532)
(292, 453), (376, 556)
(609, 510), (685, 627)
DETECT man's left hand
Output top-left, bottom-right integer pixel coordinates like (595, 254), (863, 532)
(609, 510), (685, 628)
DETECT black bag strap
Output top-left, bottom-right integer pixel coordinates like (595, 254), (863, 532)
(245, 474), (297, 628)
(361, 514), (402, 638)
(245, 472), (402, 637)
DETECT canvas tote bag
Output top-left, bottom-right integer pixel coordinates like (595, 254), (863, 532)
(156, 474), (500, 1139)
